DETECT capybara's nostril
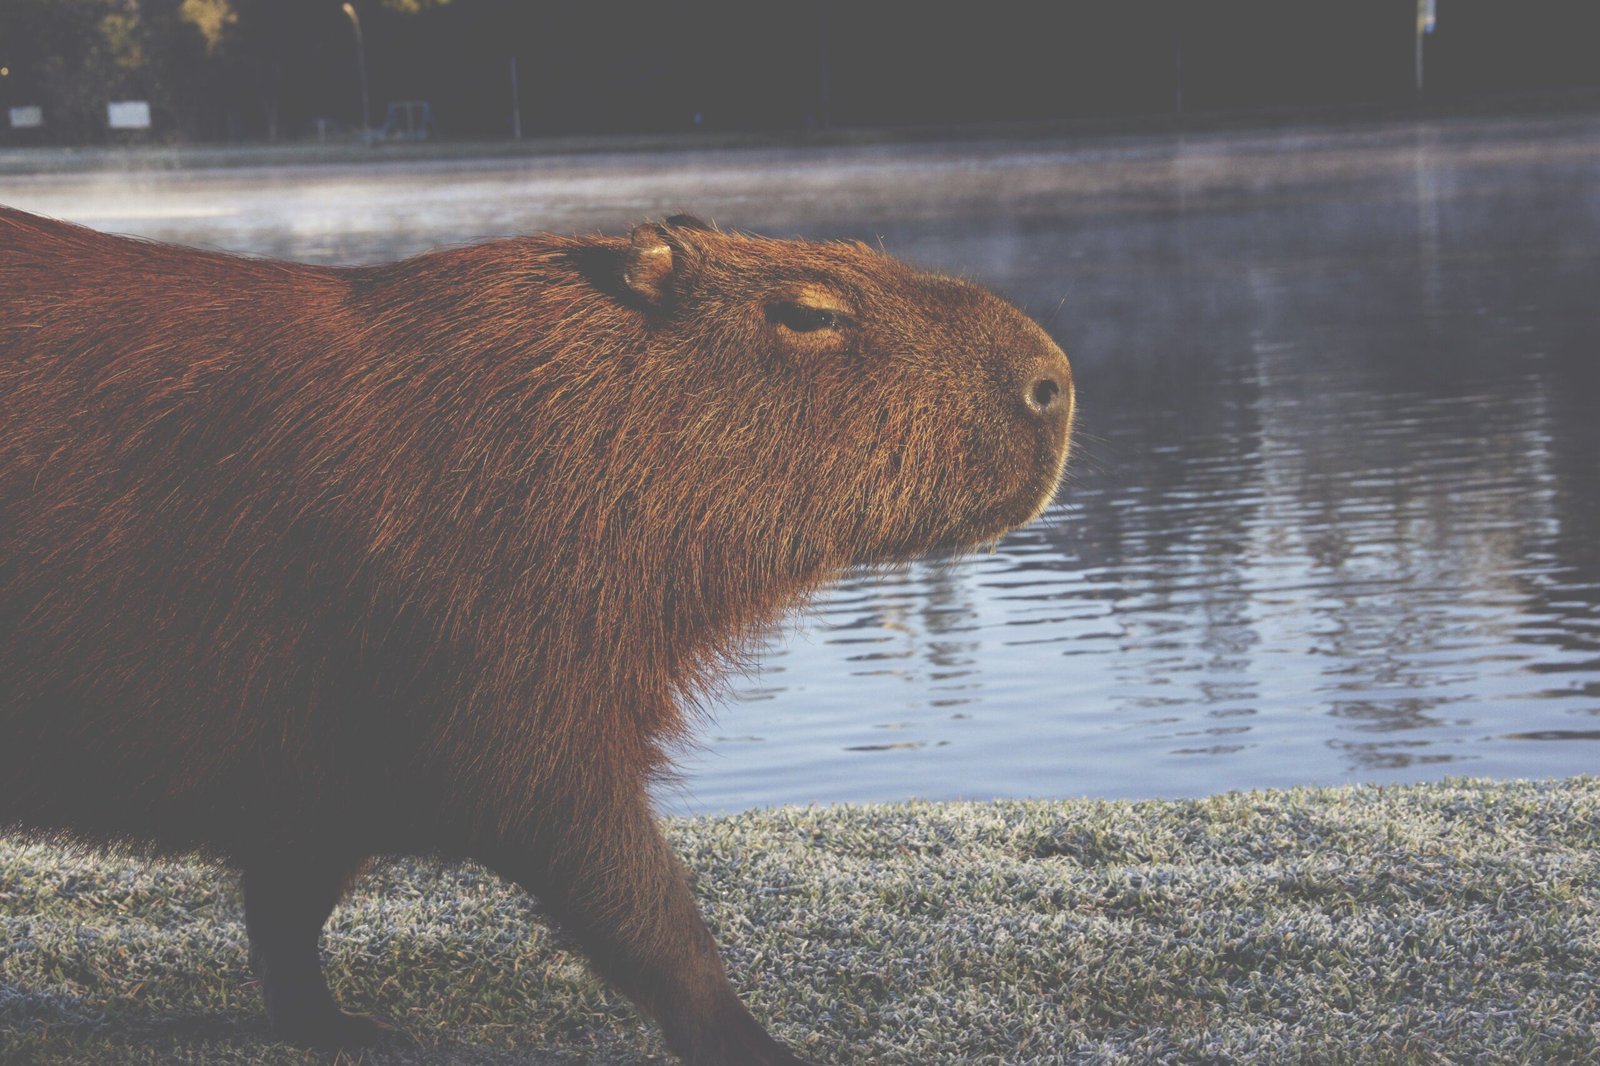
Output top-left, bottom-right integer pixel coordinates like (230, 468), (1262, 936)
(1026, 376), (1062, 415)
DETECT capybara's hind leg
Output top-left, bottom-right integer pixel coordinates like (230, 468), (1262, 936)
(486, 784), (816, 1066)
(240, 855), (389, 1051)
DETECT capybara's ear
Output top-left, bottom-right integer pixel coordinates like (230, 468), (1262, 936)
(663, 213), (713, 232)
(623, 223), (683, 305)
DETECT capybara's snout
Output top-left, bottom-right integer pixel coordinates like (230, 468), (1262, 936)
(980, 327), (1075, 535)
(1019, 346), (1073, 422)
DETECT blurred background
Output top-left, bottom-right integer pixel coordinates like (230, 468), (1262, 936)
(2, 2), (1598, 814)
(1, 1), (1599, 143)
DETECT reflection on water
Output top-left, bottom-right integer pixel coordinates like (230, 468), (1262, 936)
(8, 112), (1599, 812)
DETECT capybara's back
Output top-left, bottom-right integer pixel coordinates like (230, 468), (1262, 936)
(0, 205), (1073, 1064)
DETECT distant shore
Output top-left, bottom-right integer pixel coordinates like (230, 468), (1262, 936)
(3, 777), (1597, 1064)
(3, 87), (1598, 178)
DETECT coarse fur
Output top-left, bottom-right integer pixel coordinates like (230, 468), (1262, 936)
(0, 206), (1073, 1064)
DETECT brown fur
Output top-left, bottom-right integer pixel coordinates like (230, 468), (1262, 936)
(0, 206), (1073, 1064)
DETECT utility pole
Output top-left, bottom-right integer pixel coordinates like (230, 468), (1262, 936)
(342, 2), (371, 140)
(1172, 7), (1184, 115)
(510, 57), (522, 140)
(1415, 0), (1436, 93)
(817, 2), (832, 130)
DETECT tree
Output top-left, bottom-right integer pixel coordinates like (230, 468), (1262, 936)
(0, 0), (449, 144)
(191, 0), (450, 141)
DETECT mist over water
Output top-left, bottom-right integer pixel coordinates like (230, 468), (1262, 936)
(7, 111), (1598, 812)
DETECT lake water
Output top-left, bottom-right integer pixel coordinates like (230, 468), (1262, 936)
(5, 111), (1597, 813)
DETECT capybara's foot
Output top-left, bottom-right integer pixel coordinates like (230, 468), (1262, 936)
(725, 1042), (818, 1066)
(679, 1000), (819, 1066)
(271, 1007), (402, 1052)
(691, 1042), (817, 1066)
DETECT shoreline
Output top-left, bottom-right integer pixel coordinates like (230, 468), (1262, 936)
(3, 776), (1597, 1064)
(3, 87), (1598, 178)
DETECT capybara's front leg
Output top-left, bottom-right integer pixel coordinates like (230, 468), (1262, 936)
(486, 786), (817, 1066)
(240, 855), (392, 1051)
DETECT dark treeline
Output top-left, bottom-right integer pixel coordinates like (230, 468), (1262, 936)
(1, 0), (1598, 145)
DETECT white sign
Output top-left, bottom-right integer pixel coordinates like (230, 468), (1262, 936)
(8, 106), (43, 129)
(107, 100), (152, 130)
(1420, 0), (1437, 33)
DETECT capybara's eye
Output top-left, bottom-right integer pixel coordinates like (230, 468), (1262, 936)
(767, 301), (845, 334)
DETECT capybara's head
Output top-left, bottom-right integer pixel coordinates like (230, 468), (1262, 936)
(560, 215), (1074, 573)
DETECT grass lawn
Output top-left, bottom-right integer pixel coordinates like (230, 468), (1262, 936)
(3, 777), (1598, 1064)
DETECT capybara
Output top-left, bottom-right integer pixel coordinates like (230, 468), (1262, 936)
(0, 205), (1073, 1064)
